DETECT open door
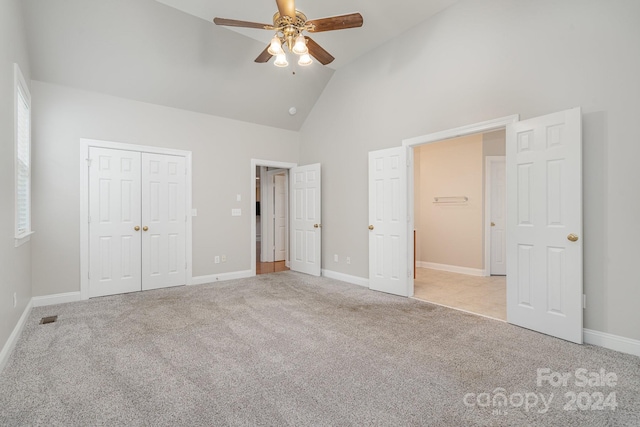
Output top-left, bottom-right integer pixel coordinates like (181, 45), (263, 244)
(368, 147), (410, 296)
(289, 163), (321, 276)
(506, 107), (583, 344)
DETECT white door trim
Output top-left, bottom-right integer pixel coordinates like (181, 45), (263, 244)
(484, 156), (506, 275)
(80, 138), (193, 300)
(402, 115), (519, 296)
(402, 115), (520, 147)
(250, 159), (297, 276)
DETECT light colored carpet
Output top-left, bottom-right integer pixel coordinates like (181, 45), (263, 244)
(1, 271), (638, 426)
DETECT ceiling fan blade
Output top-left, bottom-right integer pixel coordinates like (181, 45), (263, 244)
(255, 45), (273, 63)
(305, 37), (335, 65)
(275, 0), (296, 20)
(213, 17), (271, 30)
(306, 13), (363, 33)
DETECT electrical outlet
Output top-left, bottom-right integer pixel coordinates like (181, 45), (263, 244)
(346, 257), (351, 265)
(13, 292), (17, 308)
(214, 256), (220, 264)
(334, 254), (338, 262)
(221, 255), (227, 263)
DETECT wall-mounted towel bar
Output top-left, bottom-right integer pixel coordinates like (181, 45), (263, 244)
(433, 196), (468, 204)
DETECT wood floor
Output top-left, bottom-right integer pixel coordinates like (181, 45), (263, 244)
(413, 268), (506, 320)
(256, 241), (289, 275)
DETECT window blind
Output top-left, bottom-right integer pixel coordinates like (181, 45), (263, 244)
(16, 85), (31, 236)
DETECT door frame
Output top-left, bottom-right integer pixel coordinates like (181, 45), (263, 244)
(484, 155), (506, 275)
(79, 138), (193, 300)
(250, 159), (297, 276)
(402, 115), (519, 295)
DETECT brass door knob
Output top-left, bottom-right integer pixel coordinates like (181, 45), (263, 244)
(143, 226), (149, 232)
(491, 222), (495, 227)
(368, 225), (374, 230)
(314, 224), (319, 228)
(134, 226), (140, 231)
(567, 233), (579, 242)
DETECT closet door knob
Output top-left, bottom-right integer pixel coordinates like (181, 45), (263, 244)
(567, 233), (578, 242)
(368, 225), (374, 230)
(143, 226), (149, 232)
(134, 226), (140, 231)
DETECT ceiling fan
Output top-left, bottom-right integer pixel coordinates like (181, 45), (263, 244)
(213, 0), (363, 67)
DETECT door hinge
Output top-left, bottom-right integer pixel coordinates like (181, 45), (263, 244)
(86, 158), (92, 167)
(408, 270), (412, 278)
(583, 294), (586, 309)
(88, 215), (91, 223)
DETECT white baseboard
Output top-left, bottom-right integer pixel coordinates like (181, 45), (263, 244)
(583, 328), (640, 358)
(0, 299), (33, 374)
(417, 261), (485, 277)
(32, 291), (82, 307)
(322, 269), (369, 288)
(191, 270), (253, 286)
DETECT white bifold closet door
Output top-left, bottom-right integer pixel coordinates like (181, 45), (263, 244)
(89, 147), (186, 298)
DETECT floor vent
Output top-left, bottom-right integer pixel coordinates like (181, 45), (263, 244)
(40, 315), (58, 325)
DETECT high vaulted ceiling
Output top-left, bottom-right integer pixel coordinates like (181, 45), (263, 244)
(156, 0), (459, 70)
(22, 0), (458, 130)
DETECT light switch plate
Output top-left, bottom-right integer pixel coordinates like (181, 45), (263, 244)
(232, 208), (242, 216)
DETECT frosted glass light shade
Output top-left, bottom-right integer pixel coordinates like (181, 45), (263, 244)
(292, 34), (308, 55)
(268, 35), (284, 55)
(298, 53), (312, 66)
(274, 53), (289, 67)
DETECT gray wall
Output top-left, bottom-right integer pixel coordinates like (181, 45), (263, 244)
(31, 82), (300, 297)
(300, 0), (640, 341)
(0, 0), (32, 359)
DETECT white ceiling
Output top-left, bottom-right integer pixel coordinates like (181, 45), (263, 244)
(156, 0), (459, 69)
(22, 0), (458, 130)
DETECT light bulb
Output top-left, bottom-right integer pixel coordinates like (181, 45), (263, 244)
(298, 53), (312, 66)
(274, 53), (288, 67)
(268, 35), (283, 55)
(292, 34), (308, 55)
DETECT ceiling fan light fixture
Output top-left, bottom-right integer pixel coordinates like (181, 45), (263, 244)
(268, 35), (284, 55)
(292, 34), (308, 55)
(274, 53), (289, 67)
(298, 53), (312, 66)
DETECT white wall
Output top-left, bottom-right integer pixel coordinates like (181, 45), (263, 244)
(31, 81), (300, 297)
(0, 0), (32, 363)
(300, 0), (640, 341)
(415, 135), (484, 270)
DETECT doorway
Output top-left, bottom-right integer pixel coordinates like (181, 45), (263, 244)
(251, 159), (323, 277)
(412, 131), (507, 320)
(256, 166), (290, 275)
(370, 109), (583, 343)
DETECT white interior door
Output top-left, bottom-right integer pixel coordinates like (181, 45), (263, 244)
(141, 153), (187, 290)
(506, 107), (583, 344)
(88, 147), (142, 298)
(490, 158), (507, 275)
(89, 148), (187, 297)
(274, 173), (287, 262)
(289, 164), (321, 276)
(368, 147), (410, 296)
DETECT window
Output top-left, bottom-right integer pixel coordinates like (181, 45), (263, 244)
(14, 64), (32, 246)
